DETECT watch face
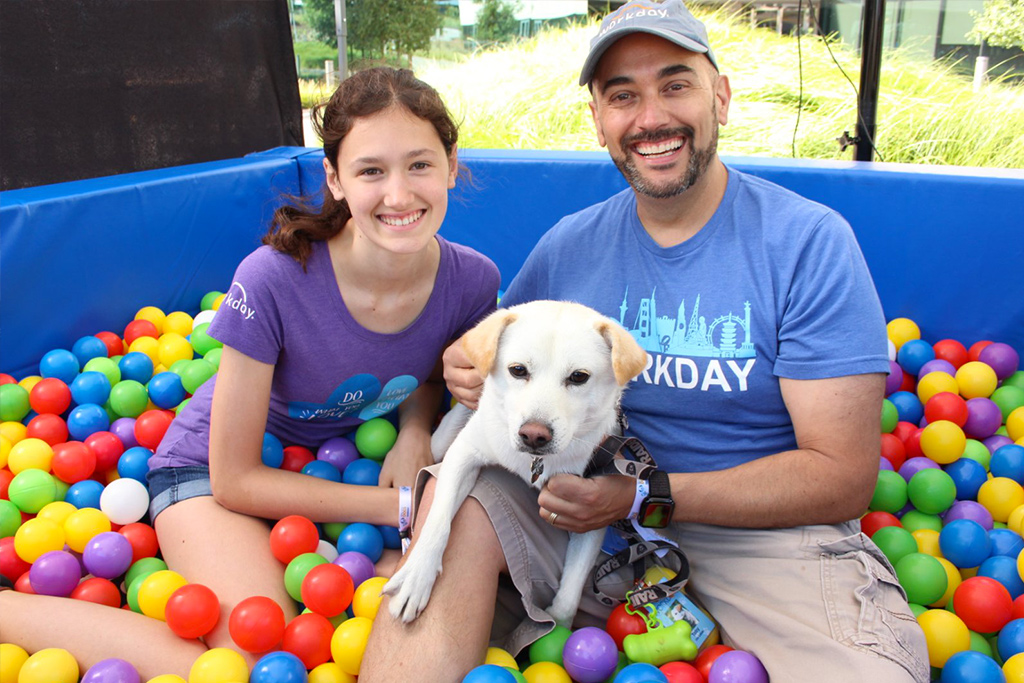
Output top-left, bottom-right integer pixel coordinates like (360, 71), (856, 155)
(640, 500), (674, 528)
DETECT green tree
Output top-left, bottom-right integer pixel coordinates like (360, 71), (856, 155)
(476, 0), (519, 44)
(303, 0), (440, 64)
(304, 0), (340, 47)
(968, 0), (1024, 49)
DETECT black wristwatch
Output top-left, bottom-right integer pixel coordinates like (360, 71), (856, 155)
(638, 468), (674, 528)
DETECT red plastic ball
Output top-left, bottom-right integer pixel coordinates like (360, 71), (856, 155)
(134, 409), (175, 450)
(968, 340), (993, 362)
(604, 602), (648, 651)
(26, 413), (69, 447)
(301, 563), (354, 618)
(84, 431), (125, 472)
(29, 377), (72, 415)
(861, 510), (902, 538)
(880, 433), (907, 471)
(119, 522), (159, 563)
(0, 468), (13, 499)
(71, 576), (122, 608)
(94, 331), (125, 357)
(1012, 595), (1024, 621)
(269, 515), (320, 565)
(124, 319), (159, 346)
(695, 644), (733, 680)
(282, 611), (335, 669)
(660, 660), (705, 683)
(166, 583), (221, 639)
(14, 571), (35, 593)
(924, 392), (969, 428)
(952, 576), (1013, 634)
(50, 441), (96, 483)
(904, 428), (925, 459)
(281, 445), (315, 473)
(0, 536), (31, 583)
(898, 372), (917, 393)
(933, 339), (969, 370)
(892, 421), (919, 445)
(0, 374), (15, 385)
(228, 595), (286, 653)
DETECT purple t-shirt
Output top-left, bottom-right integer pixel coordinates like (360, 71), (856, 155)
(149, 236), (499, 469)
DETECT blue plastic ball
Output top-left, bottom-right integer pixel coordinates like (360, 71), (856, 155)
(938, 519), (992, 569)
(147, 371), (187, 409)
(991, 444), (1024, 484)
(989, 528), (1024, 558)
(335, 522), (384, 563)
(944, 458), (989, 502)
(342, 458), (381, 486)
(250, 650), (308, 683)
(118, 352), (154, 384)
(40, 348), (81, 383)
(897, 339), (936, 377)
(979, 555), (1024, 599)
(117, 446), (153, 484)
(66, 479), (105, 509)
(72, 335), (110, 367)
(301, 459), (342, 482)
(462, 664), (518, 683)
(939, 649), (1005, 682)
(66, 403), (110, 441)
(888, 391), (924, 426)
(261, 432), (284, 468)
(377, 524), (401, 550)
(613, 662), (668, 683)
(70, 371), (112, 407)
(998, 619), (1024, 662)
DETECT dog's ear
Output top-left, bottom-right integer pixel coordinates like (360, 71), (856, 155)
(461, 309), (519, 376)
(595, 320), (649, 385)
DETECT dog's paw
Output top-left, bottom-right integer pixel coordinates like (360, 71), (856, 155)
(545, 593), (580, 629)
(382, 560), (441, 624)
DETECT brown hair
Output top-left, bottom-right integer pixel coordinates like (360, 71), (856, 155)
(263, 67), (460, 267)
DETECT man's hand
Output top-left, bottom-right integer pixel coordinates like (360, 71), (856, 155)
(538, 473), (635, 533)
(442, 339), (485, 410)
(378, 426), (433, 489)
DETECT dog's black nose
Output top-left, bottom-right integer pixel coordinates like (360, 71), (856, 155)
(519, 422), (552, 450)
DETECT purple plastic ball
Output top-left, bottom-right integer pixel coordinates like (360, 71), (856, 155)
(334, 550), (376, 588)
(985, 435), (1014, 455)
(963, 397), (1003, 439)
(918, 359), (957, 379)
(885, 361), (903, 396)
(563, 626), (620, 683)
(317, 436), (360, 473)
(83, 531), (134, 579)
(708, 650), (770, 683)
(29, 550), (82, 596)
(979, 342), (1020, 380)
(898, 456), (940, 483)
(81, 658), (141, 683)
(943, 500), (995, 531)
(879, 457), (894, 471)
(109, 417), (139, 449)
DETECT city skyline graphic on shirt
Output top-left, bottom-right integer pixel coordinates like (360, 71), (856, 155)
(618, 286), (756, 359)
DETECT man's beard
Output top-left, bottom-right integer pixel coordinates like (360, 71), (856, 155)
(611, 118), (719, 199)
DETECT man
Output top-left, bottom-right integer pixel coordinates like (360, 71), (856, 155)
(362, 2), (929, 681)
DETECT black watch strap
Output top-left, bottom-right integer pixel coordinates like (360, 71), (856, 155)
(643, 468), (671, 498)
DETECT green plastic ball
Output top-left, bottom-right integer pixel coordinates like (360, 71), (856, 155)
(871, 526), (919, 566)
(109, 380), (150, 418)
(355, 418), (398, 462)
(991, 385), (1024, 421)
(200, 290), (224, 311)
(881, 399), (899, 434)
(0, 498), (22, 538)
(284, 552), (328, 602)
(969, 629), (994, 657)
(7, 468), (58, 514)
(870, 470), (908, 514)
(203, 347), (223, 370)
(894, 552), (947, 605)
(907, 469), (957, 515)
(83, 356), (121, 387)
(322, 522), (348, 543)
(527, 624), (572, 666)
(961, 439), (992, 471)
(899, 510), (943, 533)
(180, 359), (216, 394)
(125, 556), (168, 590)
(168, 359), (191, 376)
(0, 383), (31, 422)
(175, 398), (192, 416)
(189, 323), (223, 356)
(1004, 371), (1024, 392)
(127, 570), (158, 613)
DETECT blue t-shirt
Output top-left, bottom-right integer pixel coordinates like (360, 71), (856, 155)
(150, 236), (500, 469)
(501, 168), (888, 474)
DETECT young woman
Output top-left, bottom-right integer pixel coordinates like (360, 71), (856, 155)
(0, 67), (500, 678)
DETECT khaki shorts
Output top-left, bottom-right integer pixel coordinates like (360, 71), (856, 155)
(415, 465), (929, 682)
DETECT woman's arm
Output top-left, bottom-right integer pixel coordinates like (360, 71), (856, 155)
(208, 346), (399, 526)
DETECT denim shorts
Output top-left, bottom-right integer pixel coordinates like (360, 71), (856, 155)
(146, 466), (213, 521)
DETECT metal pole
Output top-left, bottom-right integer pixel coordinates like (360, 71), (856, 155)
(855, 0), (886, 161)
(334, 0), (348, 79)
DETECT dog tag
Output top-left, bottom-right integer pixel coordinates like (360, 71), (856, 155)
(530, 456), (544, 483)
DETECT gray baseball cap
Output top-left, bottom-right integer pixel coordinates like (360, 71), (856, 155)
(579, 0), (718, 86)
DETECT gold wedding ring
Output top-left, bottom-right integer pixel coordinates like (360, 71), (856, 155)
(548, 511), (559, 525)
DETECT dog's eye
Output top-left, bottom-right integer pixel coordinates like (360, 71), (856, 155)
(567, 370), (591, 386)
(508, 364), (529, 379)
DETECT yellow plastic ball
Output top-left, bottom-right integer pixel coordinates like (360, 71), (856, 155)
(136, 306), (167, 333)
(522, 661), (573, 683)
(1004, 652), (1024, 682)
(486, 647), (519, 669)
(147, 676), (188, 683)
(917, 372), (959, 404)
(16, 647), (79, 683)
(919, 420), (966, 465)
(212, 294), (226, 311)
(157, 333), (195, 369)
(7, 437), (54, 474)
(0, 643), (29, 683)
(351, 576), (388, 620)
(330, 615), (373, 676)
(979, 477), (1024, 523)
(14, 517), (65, 562)
(17, 376), (43, 393)
(188, 647), (249, 683)
(309, 662), (357, 683)
(128, 336), (161, 366)
(956, 361), (999, 399)
(1008, 407), (1024, 443)
(912, 529), (942, 557)
(0, 435), (10, 469)
(36, 501), (77, 527)
(138, 569), (188, 621)
(63, 507), (112, 553)
(959, 566), (978, 581)
(931, 557), (962, 608)
(886, 318), (921, 352)
(1008, 505), (1024, 536)
(0, 421), (28, 445)
(163, 311), (195, 338)
(918, 609), (970, 668)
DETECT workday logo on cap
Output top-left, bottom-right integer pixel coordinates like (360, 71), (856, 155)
(579, 0), (718, 86)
